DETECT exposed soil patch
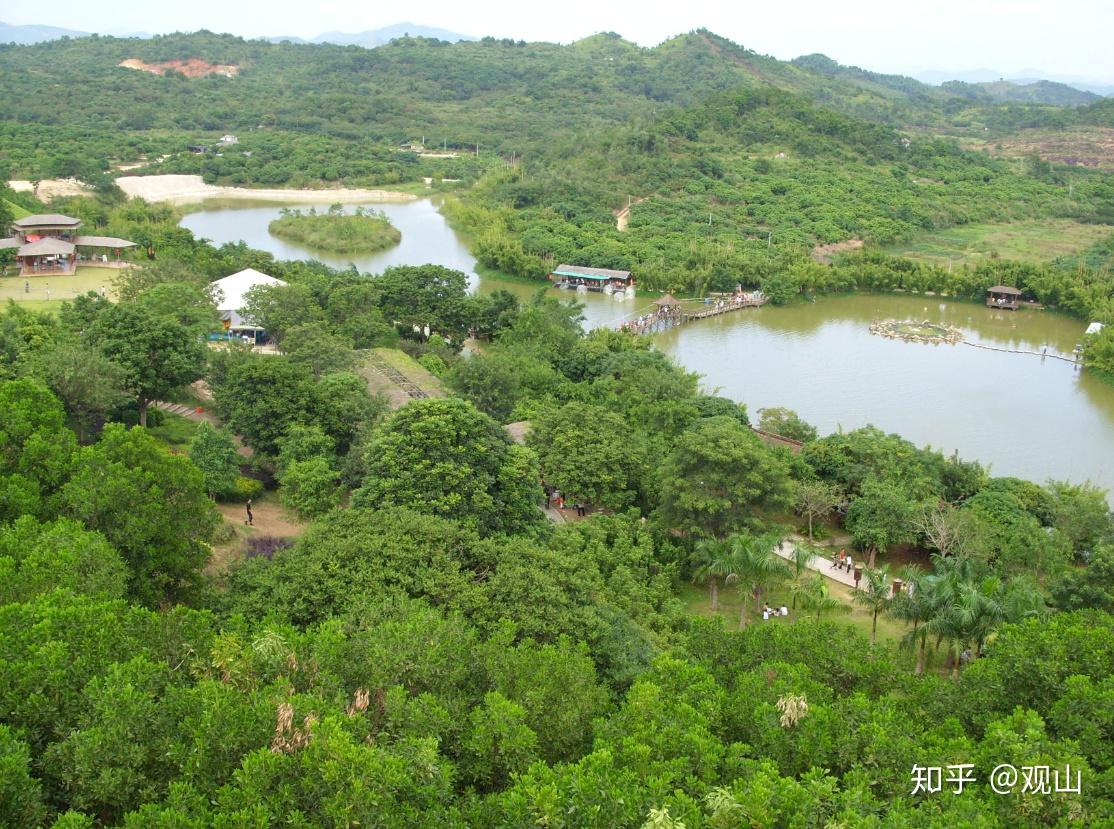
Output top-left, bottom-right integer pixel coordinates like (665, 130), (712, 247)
(209, 497), (307, 575)
(989, 127), (1114, 170)
(118, 58), (239, 78)
(811, 238), (863, 263)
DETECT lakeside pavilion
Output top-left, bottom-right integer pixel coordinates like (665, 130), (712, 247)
(0, 214), (136, 275)
(550, 264), (634, 292)
(986, 285), (1022, 310)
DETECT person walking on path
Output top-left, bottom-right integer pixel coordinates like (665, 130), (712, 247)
(245, 498), (254, 526)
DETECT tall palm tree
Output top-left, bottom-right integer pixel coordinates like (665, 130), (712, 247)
(852, 566), (892, 645)
(889, 566), (937, 674)
(787, 542), (818, 608)
(692, 537), (734, 612)
(726, 532), (791, 629)
(795, 573), (842, 621)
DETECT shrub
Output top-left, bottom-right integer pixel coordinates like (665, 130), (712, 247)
(231, 476), (264, 502)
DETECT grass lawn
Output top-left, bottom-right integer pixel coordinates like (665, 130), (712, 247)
(0, 266), (121, 308)
(146, 412), (200, 451)
(886, 220), (1113, 267)
(679, 577), (908, 645)
(358, 347), (446, 408)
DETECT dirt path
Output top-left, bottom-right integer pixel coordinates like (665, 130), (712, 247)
(614, 197), (646, 231)
(116, 174), (417, 207)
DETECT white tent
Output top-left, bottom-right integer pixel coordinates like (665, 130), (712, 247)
(1085, 322), (1105, 336)
(211, 268), (286, 329)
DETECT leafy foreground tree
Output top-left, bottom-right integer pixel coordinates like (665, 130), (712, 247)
(657, 416), (793, 539)
(59, 424), (219, 605)
(90, 304), (207, 427)
(188, 422), (241, 500)
(529, 402), (648, 511)
(21, 339), (128, 442)
(352, 397), (542, 536)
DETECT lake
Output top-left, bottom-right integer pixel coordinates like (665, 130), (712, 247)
(181, 198), (1114, 494)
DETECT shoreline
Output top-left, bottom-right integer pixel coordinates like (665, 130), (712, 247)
(115, 174), (418, 207)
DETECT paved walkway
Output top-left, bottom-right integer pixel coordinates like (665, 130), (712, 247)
(774, 538), (859, 588)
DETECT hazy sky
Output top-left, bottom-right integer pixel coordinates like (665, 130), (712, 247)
(7, 0), (1114, 81)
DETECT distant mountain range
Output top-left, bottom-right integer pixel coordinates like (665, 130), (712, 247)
(0, 20), (473, 48)
(266, 23), (474, 47)
(1, 20), (1109, 100)
(913, 68), (1114, 97)
(0, 20), (89, 43)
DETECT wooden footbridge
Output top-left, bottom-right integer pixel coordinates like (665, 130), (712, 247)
(619, 292), (767, 335)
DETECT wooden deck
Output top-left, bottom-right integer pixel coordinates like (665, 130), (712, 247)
(621, 295), (767, 335)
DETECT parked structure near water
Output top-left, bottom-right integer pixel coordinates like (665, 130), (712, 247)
(986, 285), (1022, 310)
(0, 214), (136, 275)
(550, 264), (634, 292)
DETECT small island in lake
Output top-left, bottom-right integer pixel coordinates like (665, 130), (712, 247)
(268, 204), (401, 254)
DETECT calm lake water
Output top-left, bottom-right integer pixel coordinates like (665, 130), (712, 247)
(182, 199), (1114, 494)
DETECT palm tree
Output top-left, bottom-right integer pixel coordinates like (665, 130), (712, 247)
(788, 542), (818, 608)
(889, 566), (937, 674)
(852, 566), (892, 645)
(726, 532), (791, 629)
(795, 573), (842, 621)
(692, 537), (734, 612)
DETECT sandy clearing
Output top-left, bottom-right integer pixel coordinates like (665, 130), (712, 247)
(8, 178), (92, 200)
(115, 174), (417, 206)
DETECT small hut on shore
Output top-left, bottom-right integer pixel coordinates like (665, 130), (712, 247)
(986, 285), (1022, 310)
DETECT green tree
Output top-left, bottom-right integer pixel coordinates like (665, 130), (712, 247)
(238, 282), (323, 346)
(352, 398), (542, 536)
(213, 357), (319, 457)
(795, 479), (841, 542)
(22, 339), (128, 442)
(0, 378), (76, 521)
(0, 725), (46, 829)
(281, 324), (357, 378)
(373, 264), (472, 345)
(188, 422), (241, 499)
(136, 281), (220, 338)
(1050, 544), (1114, 612)
(460, 691), (539, 791)
(0, 516), (127, 603)
(448, 353), (522, 422)
(90, 304), (207, 427)
(278, 457), (340, 519)
(657, 416), (793, 538)
(757, 406), (818, 443)
(59, 424), (219, 605)
(691, 537), (734, 611)
(529, 402), (647, 510)
(846, 477), (919, 567)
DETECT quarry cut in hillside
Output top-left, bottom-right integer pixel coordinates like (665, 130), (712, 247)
(118, 58), (239, 78)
